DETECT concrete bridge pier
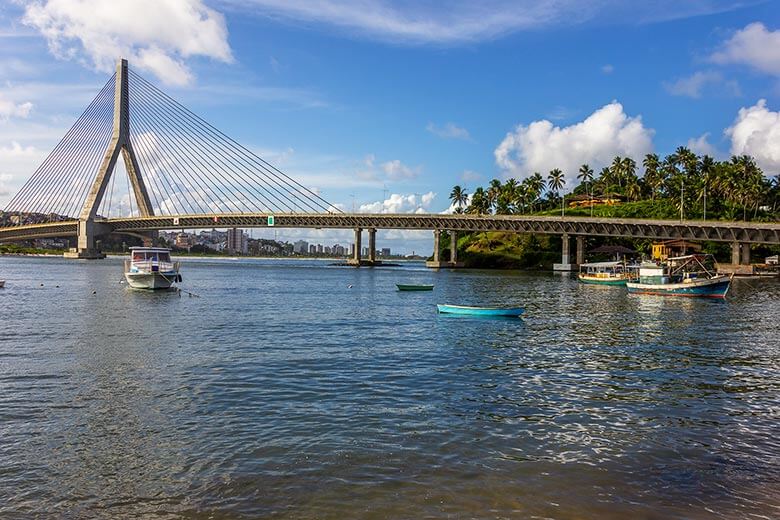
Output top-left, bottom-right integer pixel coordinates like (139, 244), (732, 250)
(368, 228), (377, 264)
(553, 232), (577, 271)
(426, 229), (464, 268)
(576, 235), (586, 266)
(348, 227), (362, 266)
(63, 219), (107, 259)
(719, 241), (754, 275)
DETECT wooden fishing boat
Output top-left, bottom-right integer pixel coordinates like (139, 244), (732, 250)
(626, 254), (732, 298)
(396, 283), (434, 291)
(124, 247), (181, 290)
(578, 261), (637, 285)
(436, 304), (524, 317)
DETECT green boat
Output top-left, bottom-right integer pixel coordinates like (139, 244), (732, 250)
(578, 261), (637, 285)
(396, 284), (434, 291)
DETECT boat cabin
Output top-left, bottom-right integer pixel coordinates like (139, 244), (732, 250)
(129, 247), (175, 273)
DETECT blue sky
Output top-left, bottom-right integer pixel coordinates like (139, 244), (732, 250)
(0, 1), (779, 253)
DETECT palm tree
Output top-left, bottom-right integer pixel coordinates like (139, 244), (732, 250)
(699, 155), (715, 220)
(643, 153), (661, 201)
(467, 187), (489, 214)
(449, 185), (468, 213)
(548, 168), (565, 216)
(577, 164), (594, 216)
(487, 179), (502, 214)
(611, 156), (625, 189)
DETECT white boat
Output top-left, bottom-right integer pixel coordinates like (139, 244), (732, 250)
(124, 247), (181, 290)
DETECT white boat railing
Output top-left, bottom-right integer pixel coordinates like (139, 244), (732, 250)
(124, 259), (178, 273)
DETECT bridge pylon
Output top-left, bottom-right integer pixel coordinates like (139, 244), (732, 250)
(67, 58), (154, 259)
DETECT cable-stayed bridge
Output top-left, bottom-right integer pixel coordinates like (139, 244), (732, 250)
(1, 59), (778, 268)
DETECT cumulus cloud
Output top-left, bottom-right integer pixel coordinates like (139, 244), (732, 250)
(710, 22), (780, 77)
(687, 133), (719, 157)
(460, 170), (482, 183)
(230, 1), (753, 45)
(494, 101), (654, 186)
(381, 159), (420, 180)
(0, 141), (39, 198)
(358, 191), (436, 214)
(356, 154), (421, 182)
(725, 99), (780, 173)
(0, 93), (33, 121)
(22, 0), (233, 86)
(663, 70), (739, 98)
(426, 122), (471, 140)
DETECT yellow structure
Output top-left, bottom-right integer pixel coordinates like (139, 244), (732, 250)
(652, 240), (702, 261)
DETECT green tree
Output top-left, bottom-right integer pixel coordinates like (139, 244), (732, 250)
(449, 185), (468, 213)
(577, 164), (594, 216)
(548, 168), (565, 216)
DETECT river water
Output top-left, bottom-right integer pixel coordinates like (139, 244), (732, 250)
(0, 256), (778, 519)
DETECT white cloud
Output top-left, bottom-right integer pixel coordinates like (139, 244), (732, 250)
(358, 191), (436, 214)
(687, 133), (719, 157)
(725, 99), (780, 173)
(0, 141), (40, 199)
(663, 70), (739, 98)
(381, 159), (420, 181)
(460, 170), (482, 183)
(0, 92), (33, 120)
(426, 122), (470, 140)
(710, 22), (780, 77)
(228, 1), (753, 45)
(494, 101), (654, 186)
(22, 0), (233, 86)
(601, 64), (614, 74)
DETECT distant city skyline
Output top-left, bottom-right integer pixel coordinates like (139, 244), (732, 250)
(0, 1), (778, 255)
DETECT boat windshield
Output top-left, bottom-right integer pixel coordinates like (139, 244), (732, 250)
(131, 251), (171, 263)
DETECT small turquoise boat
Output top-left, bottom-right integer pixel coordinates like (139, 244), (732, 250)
(436, 304), (524, 317)
(397, 284), (434, 291)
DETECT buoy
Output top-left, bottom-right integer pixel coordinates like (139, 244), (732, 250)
(55, 285), (59, 288)
(92, 290), (96, 294)
(40, 283), (44, 287)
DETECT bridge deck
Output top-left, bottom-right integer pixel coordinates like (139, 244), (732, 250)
(1, 214), (779, 244)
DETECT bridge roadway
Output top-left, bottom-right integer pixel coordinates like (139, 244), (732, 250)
(1, 213), (779, 244)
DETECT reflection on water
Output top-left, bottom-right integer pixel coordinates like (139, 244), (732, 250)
(1, 256), (779, 518)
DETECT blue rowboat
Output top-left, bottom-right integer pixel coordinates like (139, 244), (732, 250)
(436, 304), (524, 317)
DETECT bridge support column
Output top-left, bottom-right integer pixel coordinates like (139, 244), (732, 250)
(368, 228), (377, 265)
(63, 220), (106, 259)
(740, 243), (751, 265)
(731, 242), (741, 265)
(553, 232), (575, 271)
(426, 229), (463, 268)
(719, 241), (754, 276)
(576, 235), (585, 266)
(348, 227), (362, 266)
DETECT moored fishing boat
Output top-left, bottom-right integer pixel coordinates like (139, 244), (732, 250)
(124, 247), (181, 290)
(396, 283), (434, 291)
(578, 261), (637, 285)
(626, 254), (731, 298)
(436, 304), (524, 317)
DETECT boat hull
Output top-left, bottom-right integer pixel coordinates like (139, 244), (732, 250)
(397, 284), (434, 291)
(437, 304), (524, 317)
(626, 276), (731, 298)
(124, 272), (180, 290)
(578, 275), (629, 286)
